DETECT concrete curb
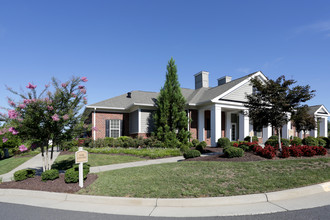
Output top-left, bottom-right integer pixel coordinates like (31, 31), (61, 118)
(0, 181), (329, 207)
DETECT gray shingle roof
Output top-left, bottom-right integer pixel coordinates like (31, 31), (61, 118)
(87, 72), (258, 110)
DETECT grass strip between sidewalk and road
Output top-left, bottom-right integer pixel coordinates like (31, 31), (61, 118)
(78, 157), (330, 198)
(70, 147), (182, 159)
(52, 154), (146, 170)
(0, 156), (35, 175)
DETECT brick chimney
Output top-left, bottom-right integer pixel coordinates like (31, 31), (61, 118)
(217, 76), (232, 86)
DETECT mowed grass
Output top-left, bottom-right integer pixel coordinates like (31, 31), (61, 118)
(79, 157), (330, 198)
(52, 154), (146, 170)
(0, 156), (35, 175)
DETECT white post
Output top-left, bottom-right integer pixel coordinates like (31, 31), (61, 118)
(311, 117), (318, 138)
(211, 105), (221, 147)
(79, 161), (83, 188)
(198, 110), (205, 142)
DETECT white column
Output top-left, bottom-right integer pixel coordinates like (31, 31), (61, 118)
(319, 117), (327, 137)
(299, 131), (304, 139)
(198, 110), (205, 142)
(138, 109), (141, 133)
(311, 117), (318, 138)
(226, 112), (231, 140)
(282, 122), (290, 139)
(263, 124), (272, 144)
(211, 105), (221, 147)
(239, 111), (249, 141)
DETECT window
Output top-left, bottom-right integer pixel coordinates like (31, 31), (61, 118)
(105, 119), (122, 138)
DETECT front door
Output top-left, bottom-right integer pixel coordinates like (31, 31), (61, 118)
(231, 123), (237, 141)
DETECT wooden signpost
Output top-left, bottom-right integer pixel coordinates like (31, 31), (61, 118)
(75, 147), (88, 188)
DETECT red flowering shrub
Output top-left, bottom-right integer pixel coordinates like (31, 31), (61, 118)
(280, 147), (290, 158)
(261, 145), (276, 159)
(313, 146), (327, 156)
(289, 146), (304, 157)
(252, 145), (263, 155)
(300, 145), (316, 157)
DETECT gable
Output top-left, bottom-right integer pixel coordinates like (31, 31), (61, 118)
(221, 81), (253, 102)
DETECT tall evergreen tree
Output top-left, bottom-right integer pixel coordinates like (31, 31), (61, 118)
(154, 58), (190, 147)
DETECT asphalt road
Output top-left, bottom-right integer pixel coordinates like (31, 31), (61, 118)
(1, 202), (330, 220)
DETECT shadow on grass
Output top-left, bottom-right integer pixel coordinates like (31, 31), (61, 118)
(51, 157), (75, 170)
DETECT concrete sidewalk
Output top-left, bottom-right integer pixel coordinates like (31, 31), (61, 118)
(0, 149), (61, 182)
(0, 182), (329, 217)
(90, 156), (185, 173)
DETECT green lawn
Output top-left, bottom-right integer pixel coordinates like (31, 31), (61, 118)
(0, 156), (35, 175)
(79, 157), (330, 198)
(52, 153), (146, 170)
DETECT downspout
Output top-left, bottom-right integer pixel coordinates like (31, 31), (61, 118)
(93, 107), (96, 141)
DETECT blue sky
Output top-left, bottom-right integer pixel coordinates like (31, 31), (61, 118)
(0, 0), (330, 115)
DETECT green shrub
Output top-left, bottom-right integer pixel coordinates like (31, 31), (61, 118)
(244, 136), (258, 142)
(195, 141), (207, 153)
(317, 137), (326, 147)
(179, 143), (190, 153)
(103, 137), (115, 147)
(65, 163), (90, 183)
(224, 147), (244, 158)
(238, 144), (249, 151)
(217, 137), (231, 148)
(302, 136), (319, 146)
(320, 137), (330, 148)
(290, 137), (302, 146)
(41, 169), (59, 181)
(183, 150), (201, 159)
(265, 136), (290, 147)
(191, 139), (200, 148)
(14, 169), (36, 181)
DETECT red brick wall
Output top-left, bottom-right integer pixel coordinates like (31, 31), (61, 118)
(92, 112), (129, 139)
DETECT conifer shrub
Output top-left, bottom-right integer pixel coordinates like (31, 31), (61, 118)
(41, 169), (59, 181)
(191, 139), (200, 148)
(217, 137), (231, 148)
(223, 147), (244, 158)
(14, 169), (36, 181)
(183, 150), (201, 159)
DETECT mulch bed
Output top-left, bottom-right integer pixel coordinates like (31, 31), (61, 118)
(0, 173), (98, 193)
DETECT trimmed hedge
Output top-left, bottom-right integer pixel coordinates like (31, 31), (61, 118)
(65, 163), (90, 183)
(217, 137), (231, 148)
(183, 150), (201, 159)
(223, 147), (244, 158)
(14, 169), (36, 181)
(41, 169), (59, 182)
(302, 136), (318, 146)
(290, 137), (302, 146)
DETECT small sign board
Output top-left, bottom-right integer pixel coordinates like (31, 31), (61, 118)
(75, 149), (88, 163)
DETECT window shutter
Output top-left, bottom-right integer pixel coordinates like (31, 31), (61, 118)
(105, 120), (110, 137)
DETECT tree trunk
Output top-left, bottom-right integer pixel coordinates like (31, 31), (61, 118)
(41, 145), (46, 172)
(278, 128), (282, 152)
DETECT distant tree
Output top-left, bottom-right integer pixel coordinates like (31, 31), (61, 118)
(245, 75), (315, 151)
(153, 58), (190, 147)
(291, 105), (316, 138)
